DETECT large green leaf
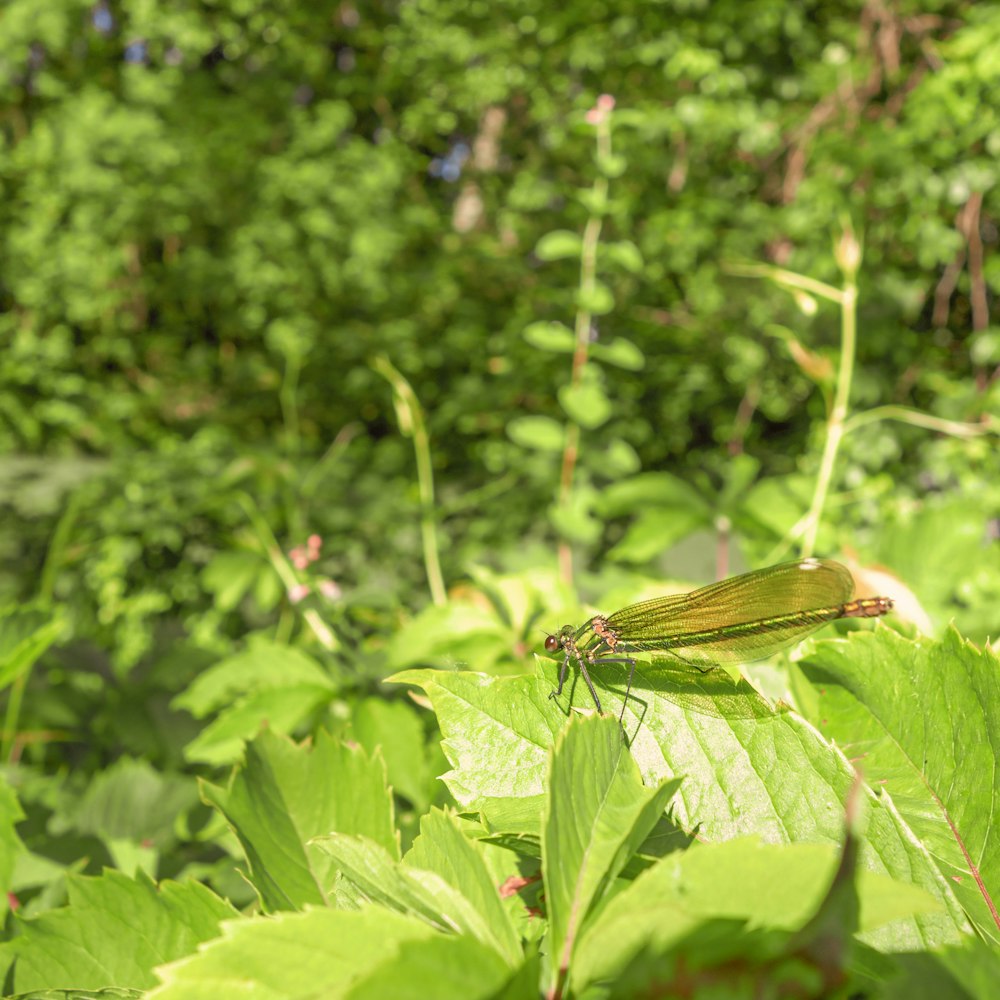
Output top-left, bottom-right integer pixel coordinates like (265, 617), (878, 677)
(389, 668), (565, 808)
(393, 644), (973, 951)
(796, 628), (1000, 943)
(572, 835), (940, 995)
(200, 729), (397, 912)
(403, 808), (522, 966)
(0, 870), (237, 992)
(314, 826), (520, 967)
(351, 697), (434, 811)
(147, 907), (514, 1000)
(174, 637), (337, 765)
(542, 715), (680, 995)
(61, 757), (199, 853)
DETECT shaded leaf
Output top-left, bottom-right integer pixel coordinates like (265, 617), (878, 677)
(542, 715), (680, 994)
(0, 870), (236, 993)
(200, 729), (397, 912)
(798, 628), (1000, 943)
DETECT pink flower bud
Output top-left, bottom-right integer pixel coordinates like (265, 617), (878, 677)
(318, 579), (342, 602)
(289, 583), (310, 604)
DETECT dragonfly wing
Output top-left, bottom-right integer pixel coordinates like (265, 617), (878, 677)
(608, 559), (856, 665)
(638, 621), (834, 666)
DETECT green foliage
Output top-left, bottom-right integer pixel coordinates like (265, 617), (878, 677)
(0, 0), (998, 995)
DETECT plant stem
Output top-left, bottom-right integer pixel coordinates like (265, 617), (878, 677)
(557, 113), (611, 587)
(235, 493), (339, 650)
(800, 279), (856, 557)
(372, 356), (447, 606)
(842, 405), (996, 438)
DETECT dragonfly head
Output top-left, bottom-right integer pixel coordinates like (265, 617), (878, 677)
(544, 626), (576, 653)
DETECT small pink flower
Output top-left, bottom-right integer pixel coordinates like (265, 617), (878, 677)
(289, 583), (311, 604)
(318, 579), (342, 602)
(292, 554), (310, 570)
(307, 533), (322, 552)
(586, 94), (616, 125)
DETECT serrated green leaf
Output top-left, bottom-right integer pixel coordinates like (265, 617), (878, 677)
(312, 830), (518, 969)
(388, 669), (565, 808)
(557, 381), (612, 429)
(0, 870), (237, 992)
(200, 729), (398, 912)
(352, 698), (433, 811)
(591, 336), (645, 370)
(383, 601), (509, 673)
(798, 628), (1000, 943)
(403, 809), (521, 966)
(341, 931), (516, 1000)
(66, 758), (198, 852)
(572, 838), (941, 993)
(542, 716), (680, 994)
(147, 907), (483, 999)
(522, 320), (575, 352)
(394, 653), (974, 951)
(534, 229), (582, 261)
(172, 637), (334, 717)
(506, 415), (565, 452)
(182, 683), (336, 766)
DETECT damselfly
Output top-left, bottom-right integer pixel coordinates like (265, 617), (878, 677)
(544, 558), (893, 720)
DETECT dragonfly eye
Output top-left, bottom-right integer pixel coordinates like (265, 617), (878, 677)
(544, 635), (560, 653)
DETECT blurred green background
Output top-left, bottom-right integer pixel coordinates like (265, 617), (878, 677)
(0, 1), (997, 782)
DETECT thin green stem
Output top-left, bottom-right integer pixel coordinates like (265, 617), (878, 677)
(843, 405), (997, 439)
(724, 260), (844, 304)
(557, 112), (612, 587)
(235, 493), (338, 650)
(800, 279), (856, 557)
(372, 356), (447, 606)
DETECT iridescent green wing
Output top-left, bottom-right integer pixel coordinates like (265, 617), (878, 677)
(606, 559), (855, 667)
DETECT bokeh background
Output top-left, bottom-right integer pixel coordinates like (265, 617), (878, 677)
(0, 0), (997, 884)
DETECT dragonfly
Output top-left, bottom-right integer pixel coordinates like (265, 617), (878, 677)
(544, 558), (893, 721)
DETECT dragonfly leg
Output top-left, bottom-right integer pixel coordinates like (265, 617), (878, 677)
(549, 653), (571, 700)
(591, 656), (637, 722)
(621, 658), (637, 723)
(577, 661), (604, 715)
